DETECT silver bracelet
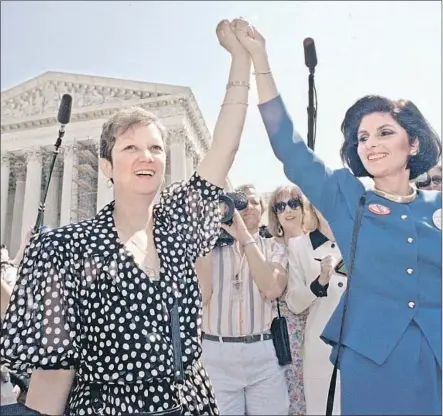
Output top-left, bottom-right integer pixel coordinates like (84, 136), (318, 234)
(226, 81), (250, 90)
(221, 102), (249, 107)
(253, 70), (272, 76)
(242, 238), (256, 248)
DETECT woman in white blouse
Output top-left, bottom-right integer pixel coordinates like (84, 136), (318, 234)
(268, 184), (344, 415)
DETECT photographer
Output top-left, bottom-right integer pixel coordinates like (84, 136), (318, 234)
(197, 184), (289, 415)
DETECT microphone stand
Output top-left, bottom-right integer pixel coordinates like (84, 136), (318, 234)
(307, 69), (316, 151)
(32, 128), (65, 235)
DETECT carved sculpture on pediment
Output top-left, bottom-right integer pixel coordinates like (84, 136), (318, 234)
(72, 84), (86, 108)
(28, 88), (45, 116)
(86, 87), (105, 106)
(2, 99), (19, 117)
(42, 82), (61, 112)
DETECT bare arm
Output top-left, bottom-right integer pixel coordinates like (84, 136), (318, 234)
(195, 252), (214, 305)
(243, 243), (287, 300)
(196, 19), (251, 188)
(25, 369), (75, 415)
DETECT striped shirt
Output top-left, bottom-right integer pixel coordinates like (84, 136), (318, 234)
(202, 234), (288, 337)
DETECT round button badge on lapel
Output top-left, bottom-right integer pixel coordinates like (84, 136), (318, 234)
(433, 208), (442, 230)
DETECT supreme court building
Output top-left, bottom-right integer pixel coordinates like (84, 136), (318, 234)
(1, 71), (229, 256)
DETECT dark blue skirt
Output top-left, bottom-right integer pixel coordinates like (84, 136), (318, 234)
(340, 322), (441, 415)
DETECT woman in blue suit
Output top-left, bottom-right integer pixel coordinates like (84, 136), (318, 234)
(229, 18), (442, 416)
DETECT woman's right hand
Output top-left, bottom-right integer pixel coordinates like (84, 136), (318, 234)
(319, 254), (335, 286)
(216, 19), (248, 58)
(231, 18), (267, 61)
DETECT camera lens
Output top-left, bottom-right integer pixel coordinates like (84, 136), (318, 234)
(219, 194), (235, 224)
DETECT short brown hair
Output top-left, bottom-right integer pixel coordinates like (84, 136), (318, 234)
(100, 107), (168, 162)
(267, 184), (319, 237)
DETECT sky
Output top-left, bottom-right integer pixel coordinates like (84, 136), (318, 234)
(1, 1), (441, 193)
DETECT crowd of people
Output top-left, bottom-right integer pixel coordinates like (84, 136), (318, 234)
(1, 17), (441, 416)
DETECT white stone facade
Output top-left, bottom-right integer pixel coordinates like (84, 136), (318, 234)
(1, 71), (231, 256)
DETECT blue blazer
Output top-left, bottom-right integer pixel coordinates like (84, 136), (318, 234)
(258, 95), (442, 368)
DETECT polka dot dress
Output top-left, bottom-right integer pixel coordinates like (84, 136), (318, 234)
(1, 172), (222, 416)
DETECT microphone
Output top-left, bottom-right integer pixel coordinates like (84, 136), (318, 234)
(303, 37), (318, 72)
(32, 94), (73, 234)
(57, 94), (73, 137)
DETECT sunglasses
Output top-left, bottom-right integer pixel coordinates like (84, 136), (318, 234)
(416, 175), (442, 189)
(273, 197), (303, 214)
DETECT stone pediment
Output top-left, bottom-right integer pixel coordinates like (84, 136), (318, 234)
(1, 71), (192, 121)
(1, 71), (212, 154)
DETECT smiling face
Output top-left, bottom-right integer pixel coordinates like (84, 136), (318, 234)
(100, 123), (166, 197)
(356, 112), (419, 179)
(274, 190), (304, 234)
(238, 187), (262, 233)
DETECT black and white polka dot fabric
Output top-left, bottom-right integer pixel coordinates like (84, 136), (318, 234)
(1, 172), (222, 416)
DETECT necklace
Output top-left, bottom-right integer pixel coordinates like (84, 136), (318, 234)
(373, 186), (417, 204)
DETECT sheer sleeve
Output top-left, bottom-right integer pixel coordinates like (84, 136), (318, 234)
(154, 171), (223, 261)
(0, 232), (81, 375)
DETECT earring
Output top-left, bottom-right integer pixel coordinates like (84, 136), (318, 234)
(278, 225), (284, 237)
(106, 178), (113, 188)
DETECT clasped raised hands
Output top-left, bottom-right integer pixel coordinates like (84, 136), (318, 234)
(216, 18), (267, 59)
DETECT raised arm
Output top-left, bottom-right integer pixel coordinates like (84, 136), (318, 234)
(196, 19), (251, 188)
(232, 19), (364, 221)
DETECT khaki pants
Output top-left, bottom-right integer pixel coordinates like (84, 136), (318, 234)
(201, 338), (289, 415)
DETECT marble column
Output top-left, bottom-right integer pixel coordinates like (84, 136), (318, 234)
(10, 161), (26, 256)
(96, 144), (114, 212)
(169, 133), (187, 184)
(1, 154), (11, 243)
(60, 145), (75, 226)
(44, 160), (63, 229)
(21, 150), (43, 239)
(185, 142), (195, 179)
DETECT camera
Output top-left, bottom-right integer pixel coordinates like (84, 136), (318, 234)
(216, 191), (249, 247)
(219, 191), (249, 225)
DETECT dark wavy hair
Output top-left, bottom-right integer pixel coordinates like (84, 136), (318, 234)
(340, 95), (441, 180)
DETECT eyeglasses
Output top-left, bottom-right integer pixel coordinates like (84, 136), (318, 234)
(416, 175), (442, 189)
(273, 197), (303, 214)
